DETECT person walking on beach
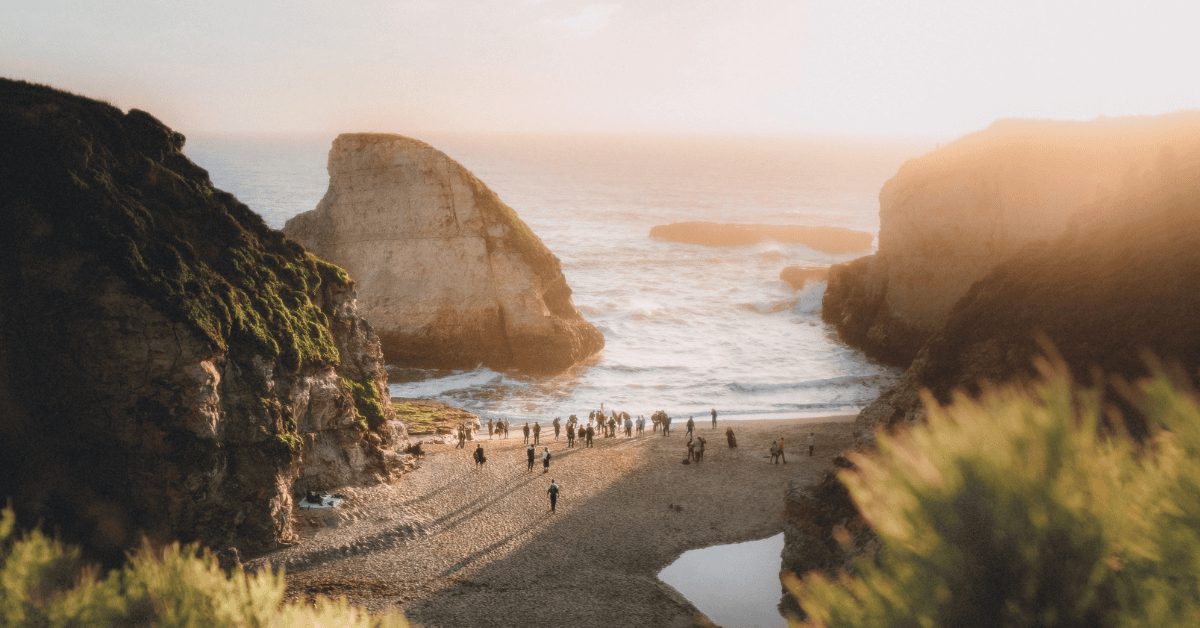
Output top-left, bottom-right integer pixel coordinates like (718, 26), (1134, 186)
(523, 422), (531, 444)
(533, 422), (541, 445)
(553, 417), (561, 440)
(567, 423), (576, 448)
(586, 424), (595, 447)
(807, 432), (815, 456)
(547, 479), (560, 513)
(711, 408), (717, 428)
(527, 444), (536, 471)
(776, 437), (787, 464)
(686, 416), (695, 437)
(487, 419), (494, 439)
(456, 424), (466, 449)
(473, 444), (486, 468)
(770, 440), (779, 464)
(542, 447), (551, 473)
(687, 437), (695, 462)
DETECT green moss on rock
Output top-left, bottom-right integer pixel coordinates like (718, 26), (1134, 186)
(342, 377), (387, 430)
(0, 78), (347, 371)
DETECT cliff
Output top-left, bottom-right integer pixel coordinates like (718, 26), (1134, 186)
(823, 112), (1200, 366)
(650, 222), (872, 254)
(855, 158), (1200, 436)
(0, 79), (410, 567)
(283, 134), (604, 374)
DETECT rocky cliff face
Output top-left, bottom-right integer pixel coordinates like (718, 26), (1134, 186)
(854, 160), (1200, 437)
(0, 80), (409, 567)
(283, 134), (604, 374)
(823, 113), (1200, 366)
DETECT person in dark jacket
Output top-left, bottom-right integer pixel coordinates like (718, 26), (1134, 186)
(527, 444), (536, 471)
(547, 479), (560, 512)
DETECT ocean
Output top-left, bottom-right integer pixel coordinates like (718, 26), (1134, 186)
(185, 132), (932, 424)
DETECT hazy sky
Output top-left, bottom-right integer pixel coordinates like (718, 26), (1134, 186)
(3, 0), (1197, 138)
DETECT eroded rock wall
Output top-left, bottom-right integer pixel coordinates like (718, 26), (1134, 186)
(284, 134), (604, 373)
(824, 112), (1200, 366)
(0, 79), (409, 566)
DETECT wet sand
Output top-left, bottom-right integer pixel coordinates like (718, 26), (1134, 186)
(253, 417), (855, 628)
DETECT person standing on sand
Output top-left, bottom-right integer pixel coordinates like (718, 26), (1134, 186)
(586, 424), (595, 447)
(687, 437), (695, 462)
(777, 437), (787, 464)
(807, 432), (815, 456)
(686, 416), (695, 437)
(473, 444), (486, 468)
(547, 479), (559, 512)
(456, 424), (466, 449)
(527, 444), (536, 471)
(567, 423), (575, 448)
(542, 447), (551, 473)
(711, 408), (717, 428)
(770, 440), (779, 464)
(523, 422), (531, 444)
(533, 422), (541, 445)
(553, 417), (561, 440)
(487, 419), (494, 440)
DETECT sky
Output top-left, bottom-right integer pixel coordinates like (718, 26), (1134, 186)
(3, 0), (1198, 139)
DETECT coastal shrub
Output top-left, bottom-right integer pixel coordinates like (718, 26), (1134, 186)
(343, 376), (388, 430)
(0, 508), (408, 628)
(788, 361), (1200, 627)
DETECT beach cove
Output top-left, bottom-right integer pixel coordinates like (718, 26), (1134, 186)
(250, 417), (855, 627)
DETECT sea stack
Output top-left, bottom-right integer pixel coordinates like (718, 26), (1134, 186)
(822, 112), (1200, 366)
(284, 134), (603, 373)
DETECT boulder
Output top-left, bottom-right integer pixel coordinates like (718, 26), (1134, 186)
(823, 113), (1200, 366)
(0, 79), (408, 567)
(650, 222), (873, 253)
(284, 134), (603, 373)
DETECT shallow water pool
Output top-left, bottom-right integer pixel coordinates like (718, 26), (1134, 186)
(658, 533), (788, 628)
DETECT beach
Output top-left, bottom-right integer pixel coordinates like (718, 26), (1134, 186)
(252, 416), (856, 627)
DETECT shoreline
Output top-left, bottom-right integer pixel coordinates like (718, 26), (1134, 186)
(251, 416), (854, 627)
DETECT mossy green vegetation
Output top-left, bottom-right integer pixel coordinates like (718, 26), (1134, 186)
(0, 78), (347, 371)
(343, 377), (387, 430)
(0, 507), (408, 627)
(789, 361), (1200, 627)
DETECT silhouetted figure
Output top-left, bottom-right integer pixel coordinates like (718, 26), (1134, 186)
(487, 419), (494, 439)
(567, 423), (576, 448)
(474, 444), (486, 468)
(523, 423), (531, 444)
(711, 408), (717, 428)
(553, 417), (561, 440)
(726, 427), (737, 448)
(776, 437), (787, 464)
(807, 432), (815, 457)
(527, 444), (535, 471)
(586, 425), (595, 447)
(547, 479), (559, 512)
(533, 422), (541, 445)
(686, 416), (695, 437)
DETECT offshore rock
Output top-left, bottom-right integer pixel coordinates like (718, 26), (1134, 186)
(650, 222), (872, 254)
(0, 79), (409, 567)
(779, 266), (829, 290)
(284, 133), (603, 374)
(855, 150), (1200, 439)
(823, 113), (1200, 366)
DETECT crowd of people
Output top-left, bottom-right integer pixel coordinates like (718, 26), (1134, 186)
(457, 408), (819, 512)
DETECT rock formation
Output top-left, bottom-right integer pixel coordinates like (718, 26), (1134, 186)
(855, 158), (1200, 437)
(284, 134), (603, 374)
(779, 266), (829, 290)
(650, 222), (872, 254)
(823, 112), (1200, 366)
(0, 79), (410, 567)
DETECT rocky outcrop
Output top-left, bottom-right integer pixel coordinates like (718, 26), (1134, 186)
(650, 222), (872, 253)
(779, 266), (828, 290)
(823, 113), (1200, 366)
(855, 150), (1200, 439)
(283, 134), (603, 374)
(778, 457), (876, 622)
(0, 79), (409, 567)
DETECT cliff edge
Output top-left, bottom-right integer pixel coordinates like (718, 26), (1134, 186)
(284, 134), (604, 374)
(823, 112), (1200, 366)
(0, 79), (410, 567)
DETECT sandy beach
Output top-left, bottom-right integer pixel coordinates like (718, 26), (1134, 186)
(251, 417), (856, 627)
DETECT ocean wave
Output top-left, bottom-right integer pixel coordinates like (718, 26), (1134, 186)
(736, 298), (800, 315)
(388, 367), (506, 398)
(726, 374), (900, 394)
